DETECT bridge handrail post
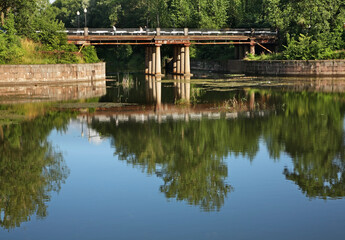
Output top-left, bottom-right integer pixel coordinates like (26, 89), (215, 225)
(84, 27), (88, 37)
(156, 28), (160, 36)
(184, 28), (188, 36)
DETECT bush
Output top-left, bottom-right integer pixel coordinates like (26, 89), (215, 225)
(0, 13), (24, 64)
(283, 33), (334, 60)
(81, 46), (100, 63)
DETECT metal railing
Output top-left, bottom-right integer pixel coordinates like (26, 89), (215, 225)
(65, 28), (278, 36)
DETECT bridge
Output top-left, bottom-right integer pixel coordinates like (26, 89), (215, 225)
(67, 28), (277, 76)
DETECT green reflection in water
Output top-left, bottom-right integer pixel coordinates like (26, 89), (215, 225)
(0, 111), (73, 230)
(91, 90), (345, 211)
(264, 92), (345, 199)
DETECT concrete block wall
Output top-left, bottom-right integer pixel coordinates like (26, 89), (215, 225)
(0, 62), (106, 84)
(191, 59), (345, 76)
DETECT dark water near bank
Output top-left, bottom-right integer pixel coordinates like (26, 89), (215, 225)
(1, 73), (345, 239)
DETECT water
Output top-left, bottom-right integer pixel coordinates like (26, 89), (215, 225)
(1, 73), (345, 239)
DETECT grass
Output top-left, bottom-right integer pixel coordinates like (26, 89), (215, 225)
(244, 53), (284, 61)
(8, 38), (85, 65)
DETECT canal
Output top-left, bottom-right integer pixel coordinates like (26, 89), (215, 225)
(0, 72), (345, 239)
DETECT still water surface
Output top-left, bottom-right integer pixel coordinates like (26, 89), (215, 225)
(1, 73), (345, 239)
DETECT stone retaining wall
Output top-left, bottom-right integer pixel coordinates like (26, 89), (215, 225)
(0, 62), (105, 84)
(191, 60), (345, 76)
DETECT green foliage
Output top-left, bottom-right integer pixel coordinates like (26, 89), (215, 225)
(0, 0), (100, 64)
(0, 13), (23, 64)
(81, 46), (100, 63)
(283, 34), (334, 60)
(3, 0), (345, 62)
(52, 0), (84, 28)
(264, 0), (345, 59)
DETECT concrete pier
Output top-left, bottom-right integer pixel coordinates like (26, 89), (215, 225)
(145, 44), (164, 76)
(180, 46), (185, 74)
(155, 44), (162, 76)
(168, 44), (192, 76)
(184, 44), (191, 76)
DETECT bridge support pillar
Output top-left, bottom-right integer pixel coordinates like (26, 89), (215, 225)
(176, 47), (181, 74)
(184, 43), (191, 76)
(146, 44), (162, 76)
(147, 47), (153, 74)
(152, 46), (156, 75)
(180, 46), (185, 74)
(173, 46), (177, 74)
(145, 46), (149, 74)
(250, 39), (256, 56)
(171, 44), (192, 76)
(155, 44), (162, 76)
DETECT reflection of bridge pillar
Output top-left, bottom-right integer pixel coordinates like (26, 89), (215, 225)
(156, 77), (161, 107)
(152, 75), (156, 101)
(180, 46), (185, 74)
(174, 76), (191, 103)
(184, 43), (191, 76)
(148, 75), (153, 102)
(186, 78), (190, 102)
(155, 44), (162, 76)
(181, 78), (185, 99)
(145, 75), (150, 102)
(249, 91), (255, 110)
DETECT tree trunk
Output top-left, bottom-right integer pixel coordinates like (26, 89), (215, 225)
(1, 12), (4, 26)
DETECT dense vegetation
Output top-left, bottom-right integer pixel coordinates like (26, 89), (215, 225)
(1, 1), (345, 63)
(0, 0), (99, 64)
(51, 0), (345, 61)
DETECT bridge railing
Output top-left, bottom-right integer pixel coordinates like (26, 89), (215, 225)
(65, 28), (277, 36)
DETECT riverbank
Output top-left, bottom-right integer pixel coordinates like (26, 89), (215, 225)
(191, 59), (345, 77)
(0, 62), (106, 85)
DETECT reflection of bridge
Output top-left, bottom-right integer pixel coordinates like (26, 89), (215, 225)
(67, 28), (277, 76)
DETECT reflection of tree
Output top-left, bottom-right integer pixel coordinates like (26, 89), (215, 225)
(0, 112), (71, 230)
(92, 90), (345, 203)
(263, 92), (345, 199)
(92, 117), (263, 211)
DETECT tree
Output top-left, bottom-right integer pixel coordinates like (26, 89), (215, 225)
(52, 0), (84, 28)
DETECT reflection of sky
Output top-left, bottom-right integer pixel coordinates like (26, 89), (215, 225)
(1, 121), (345, 240)
(69, 120), (106, 145)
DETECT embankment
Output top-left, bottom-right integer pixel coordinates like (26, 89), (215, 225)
(191, 60), (345, 77)
(0, 62), (106, 85)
